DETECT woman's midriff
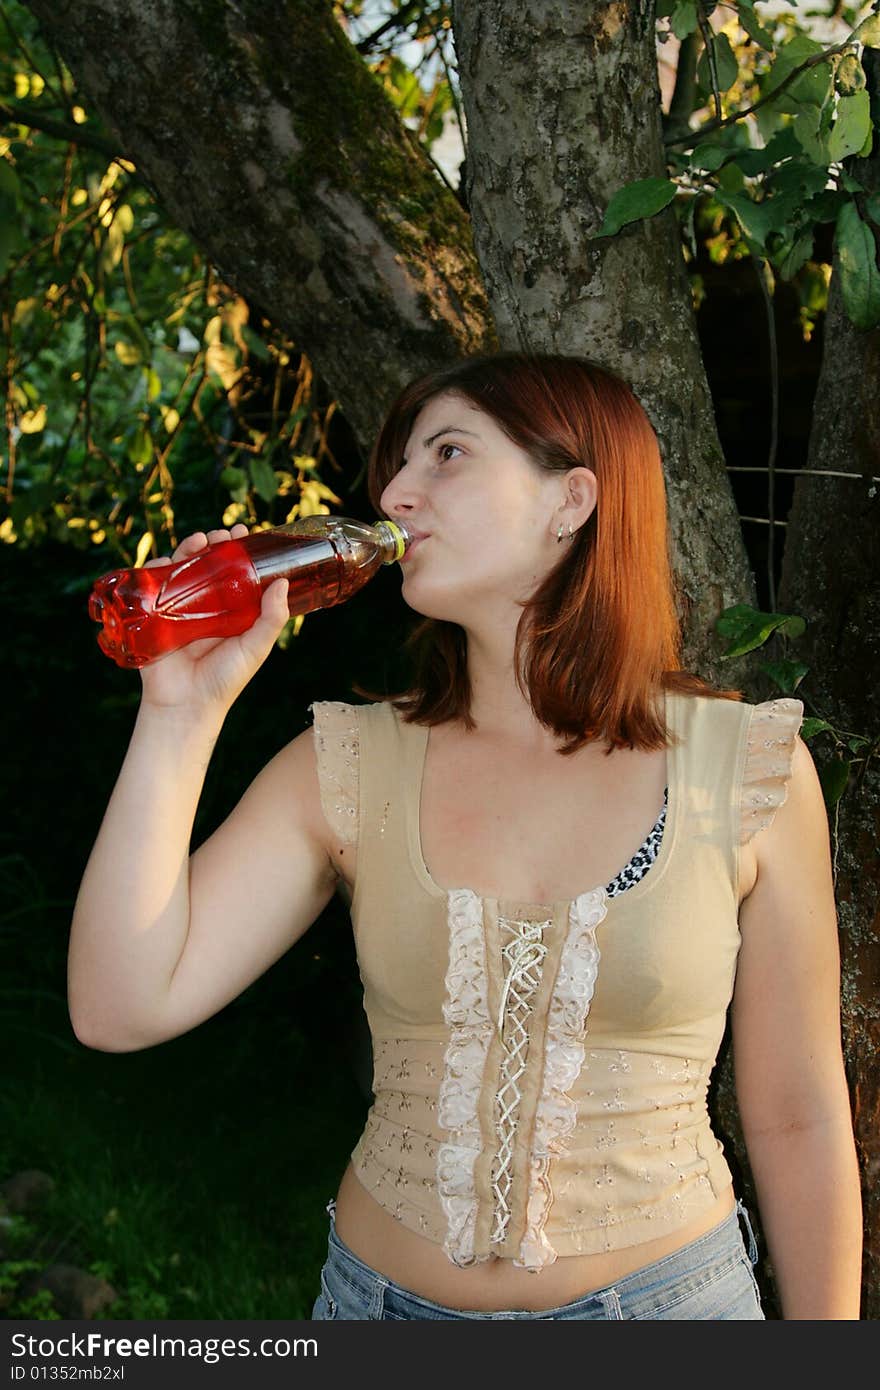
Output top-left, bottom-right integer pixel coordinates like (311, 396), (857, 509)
(333, 1161), (736, 1312)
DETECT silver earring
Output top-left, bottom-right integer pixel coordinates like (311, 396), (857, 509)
(556, 523), (564, 543)
(568, 524), (574, 539)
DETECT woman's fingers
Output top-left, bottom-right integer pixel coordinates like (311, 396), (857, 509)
(142, 524), (250, 568)
(236, 578), (290, 665)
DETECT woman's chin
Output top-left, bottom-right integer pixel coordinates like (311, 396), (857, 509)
(399, 582), (466, 625)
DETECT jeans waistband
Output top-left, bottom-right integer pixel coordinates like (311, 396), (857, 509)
(322, 1194), (759, 1319)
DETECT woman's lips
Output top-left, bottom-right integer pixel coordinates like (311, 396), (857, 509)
(401, 532), (429, 561)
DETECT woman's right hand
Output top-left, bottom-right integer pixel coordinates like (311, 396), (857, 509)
(137, 525), (291, 721)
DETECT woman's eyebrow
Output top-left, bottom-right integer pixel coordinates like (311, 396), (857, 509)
(402, 426), (482, 463)
(422, 426), (482, 447)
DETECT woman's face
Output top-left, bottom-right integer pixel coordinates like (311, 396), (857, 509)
(378, 390), (570, 626)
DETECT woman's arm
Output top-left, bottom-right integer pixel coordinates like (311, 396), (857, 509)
(68, 525), (338, 1053)
(731, 734), (863, 1320)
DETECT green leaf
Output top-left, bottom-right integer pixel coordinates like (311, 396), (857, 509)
(866, 193), (880, 226)
(0, 160), (22, 202)
(716, 161), (745, 193)
(819, 757), (850, 808)
(762, 35), (826, 117)
(221, 466), (249, 503)
(839, 171), (864, 194)
(695, 32), (739, 94)
(111, 312), (151, 360)
(766, 159), (830, 201)
(828, 90), (871, 164)
(774, 230), (815, 280)
(736, 127), (800, 176)
(739, 5), (775, 49)
(127, 426), (152, 469)
(800, 717), (833, 740)
(690, 143), (731, 172)
(763, 160), (830, 232)
(793, 104), (830, 164)
(0, 162), (25, 273)
(715, 603), (806, 659)
(846, 735), (871, 754)
(770, 34), (825, 82)
(801, 188), (846, 224)
(670, 1), (699, 41)
(0, 219), (25, 276)
(757, 659), (809, 693)
(856, 14), (880, 48)
(835, 54), (866, 96)
(788, 59), (834, 111)
(716, 192), (774, 253)
(249, 456), (279, 504)
(114, 341), (142, 367)
(594, 177), (678, 238)
(241, 324), (271, 361)
(834, 201), (880, 331)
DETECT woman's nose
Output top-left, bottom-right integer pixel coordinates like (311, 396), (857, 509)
(380, 465), (421, 517)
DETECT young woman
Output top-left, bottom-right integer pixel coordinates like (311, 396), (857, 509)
(68, 352), (862, 1320)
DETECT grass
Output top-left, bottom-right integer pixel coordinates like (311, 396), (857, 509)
(1, 902), (370, 1321)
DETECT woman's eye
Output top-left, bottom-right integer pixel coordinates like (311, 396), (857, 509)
(437, 442), (462, 463)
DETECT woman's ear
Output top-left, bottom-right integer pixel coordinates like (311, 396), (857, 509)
(554, 466), (597, 537)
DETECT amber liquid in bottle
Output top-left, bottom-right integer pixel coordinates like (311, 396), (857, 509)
(88, 520), (408, 669)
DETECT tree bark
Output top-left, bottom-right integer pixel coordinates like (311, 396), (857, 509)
(775, 51), (880, 1320)
(451, 0), (758, 681)
(21, 0), (497, 447)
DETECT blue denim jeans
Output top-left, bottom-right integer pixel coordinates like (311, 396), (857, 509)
(311, 1197), (765, 1320)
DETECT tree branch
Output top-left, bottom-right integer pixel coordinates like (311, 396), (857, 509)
(0, 99), (127, 162)
(354, 0), (425, 55)
(664, 32), (858, 151)
(19, 0), (492, 448)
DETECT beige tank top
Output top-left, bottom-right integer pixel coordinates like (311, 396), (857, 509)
(310, 689), (803, 1272)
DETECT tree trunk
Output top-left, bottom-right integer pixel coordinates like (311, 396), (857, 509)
(21, 0), (497, 446)
(451, 0), (758, 680)
(775, 51), (880, 1321)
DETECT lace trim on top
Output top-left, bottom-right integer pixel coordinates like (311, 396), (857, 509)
(309, 701), (359, 847)
(739, 697), (803, 845)
(516, 888), (606, 1270)
(491, 911), (552, 1248)
(435, 886), (609, 1271)
(431, 801), (668, 1270)
(436, 887), (494, 1268)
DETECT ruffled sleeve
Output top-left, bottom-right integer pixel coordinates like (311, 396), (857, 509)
(739, 696), (804, 845)
(308, 701), (360, 848)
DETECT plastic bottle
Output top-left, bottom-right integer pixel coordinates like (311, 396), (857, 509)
(88, 515), (411, 669)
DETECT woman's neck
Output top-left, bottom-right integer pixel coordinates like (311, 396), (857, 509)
(460, 623), (552, 748)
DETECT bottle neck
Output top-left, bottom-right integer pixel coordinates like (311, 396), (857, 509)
(376, 519), (410, 563)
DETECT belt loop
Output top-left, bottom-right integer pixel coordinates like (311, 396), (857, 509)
(736, 1197), (759, 1265)
(369, 1275), (389, 1320)
(599, 1288), (624, 1320)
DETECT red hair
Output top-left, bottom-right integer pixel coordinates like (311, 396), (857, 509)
(362, 351), (741, 754)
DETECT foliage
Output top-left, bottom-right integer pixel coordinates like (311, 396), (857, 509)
(0, 0), (463, 592)
(0, 5), (342, 574)
(5, 0), (871, 574)
(604, 2), (880, 332)
(715, 603), (878, 834)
